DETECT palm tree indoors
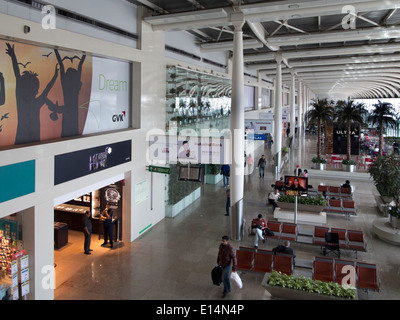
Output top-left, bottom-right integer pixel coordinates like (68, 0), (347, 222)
(306, 98), (334, 161)
(335, 98), (366, 161)
(368, 100), (399, 157)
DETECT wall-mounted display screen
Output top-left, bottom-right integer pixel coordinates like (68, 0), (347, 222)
(178, 166), (203, 182)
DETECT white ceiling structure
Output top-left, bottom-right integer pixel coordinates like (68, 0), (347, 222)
(128, 0), (400, 100)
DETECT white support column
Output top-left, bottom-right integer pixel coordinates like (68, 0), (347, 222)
(271, 78), (276, 108)
(256, 71), (262, 110)
(274, 54), (283, 172)
(230, 12), (245, 241)
(297, 79), (302, 133)
(290, 72), (296, 140)
(303, 83), (307, 127)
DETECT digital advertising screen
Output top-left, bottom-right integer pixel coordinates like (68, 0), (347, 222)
(284, 175), (308, 196)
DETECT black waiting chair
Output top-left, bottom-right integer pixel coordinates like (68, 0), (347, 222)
(323, 232), (340, 258)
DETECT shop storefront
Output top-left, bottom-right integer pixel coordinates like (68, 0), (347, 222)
(0, 212), (31, 300)
(54, 180), (124, 250)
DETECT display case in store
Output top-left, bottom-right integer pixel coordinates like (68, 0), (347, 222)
(54, 182), (123, 240)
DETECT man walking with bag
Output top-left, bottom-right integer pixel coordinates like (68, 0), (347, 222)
(217, 235), (237, 298)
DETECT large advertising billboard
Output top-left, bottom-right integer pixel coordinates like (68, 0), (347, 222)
(0, 39), (131, 147)
(148, 135), (230, 165)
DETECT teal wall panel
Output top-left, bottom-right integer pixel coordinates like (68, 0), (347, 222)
(0, 160), (35, 203)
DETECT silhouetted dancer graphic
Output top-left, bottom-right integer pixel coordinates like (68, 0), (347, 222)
(0, 72), (5, 106)
(52, 49), (86, 138)
(6, 43), (58, 144)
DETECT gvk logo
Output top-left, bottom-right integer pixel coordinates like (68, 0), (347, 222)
(112, 111), (126, 122)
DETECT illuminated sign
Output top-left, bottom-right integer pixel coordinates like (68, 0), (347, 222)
(54, 140), (131, 185)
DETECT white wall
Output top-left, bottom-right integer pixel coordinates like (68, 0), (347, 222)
(41, 0), (137, 34)
(0, 9), (166, 299)
(165, 30), (227, 73)
(0, 0), (138, 47)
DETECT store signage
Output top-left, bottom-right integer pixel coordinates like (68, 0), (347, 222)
(333, 123), (360, 155)
(148, 165), (171, 175)
(54, 140), (131, 185)
(12, 249), (26, 260)
(0, 160), (35, 204)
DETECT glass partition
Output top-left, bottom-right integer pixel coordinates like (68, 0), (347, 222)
(165, 66), (232, 208)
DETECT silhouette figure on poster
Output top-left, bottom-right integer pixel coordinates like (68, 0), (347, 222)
(6, 43), (59, 144)
(49, 49), (86, 138)
(0, 72), (5, 106)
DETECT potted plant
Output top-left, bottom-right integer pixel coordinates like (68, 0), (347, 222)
(262, 271), (356, 300)
(388, 206), (400, 229)
(204, 164), (222, 185)
(342, 159), (357, 172)
(312, 156), (327, 170)
(368, 154), (400, 227)
(277, 194), (327, 213)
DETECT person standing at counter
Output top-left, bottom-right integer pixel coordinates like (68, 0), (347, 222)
(82, 210), (92, 255)
(101, 205), (114, 249)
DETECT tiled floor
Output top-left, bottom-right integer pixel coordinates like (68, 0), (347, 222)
(54, 133), (400, 300)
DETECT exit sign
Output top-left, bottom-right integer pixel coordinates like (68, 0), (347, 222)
(148, 165), (171, 175)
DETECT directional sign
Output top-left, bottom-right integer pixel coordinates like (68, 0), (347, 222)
(148, 165), (171, 175)
(246, 133), (267, 141)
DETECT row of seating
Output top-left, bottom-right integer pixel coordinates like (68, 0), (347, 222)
(236, 248), (379, 297)
(314, 226), (366, 258)
(249, 220), (298, 242)
(236, 247), (293, 276)
(324, 199), (357, 218)
(313, 256), (380, 297)
(249, 220), (367, 258)
(317, 185), (353, 199)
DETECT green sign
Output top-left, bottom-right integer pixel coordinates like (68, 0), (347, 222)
(148, 165), (170, 175)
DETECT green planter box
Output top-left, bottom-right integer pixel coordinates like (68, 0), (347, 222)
(261, 273), (357, 300)
(263, 282), (356, 300)
(277, 201), (326, 213)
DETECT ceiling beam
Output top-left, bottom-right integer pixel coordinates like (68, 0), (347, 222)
(144, 0), (399, 31)
(244, 42), (400, 62)
(264, 26), (400, 47)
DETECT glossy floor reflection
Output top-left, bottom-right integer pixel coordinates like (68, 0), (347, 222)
(55, 133), (400, 300)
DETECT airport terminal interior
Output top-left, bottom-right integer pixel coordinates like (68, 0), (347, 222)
(53, 135), (400, 300)
(1, 0), (400, 302)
